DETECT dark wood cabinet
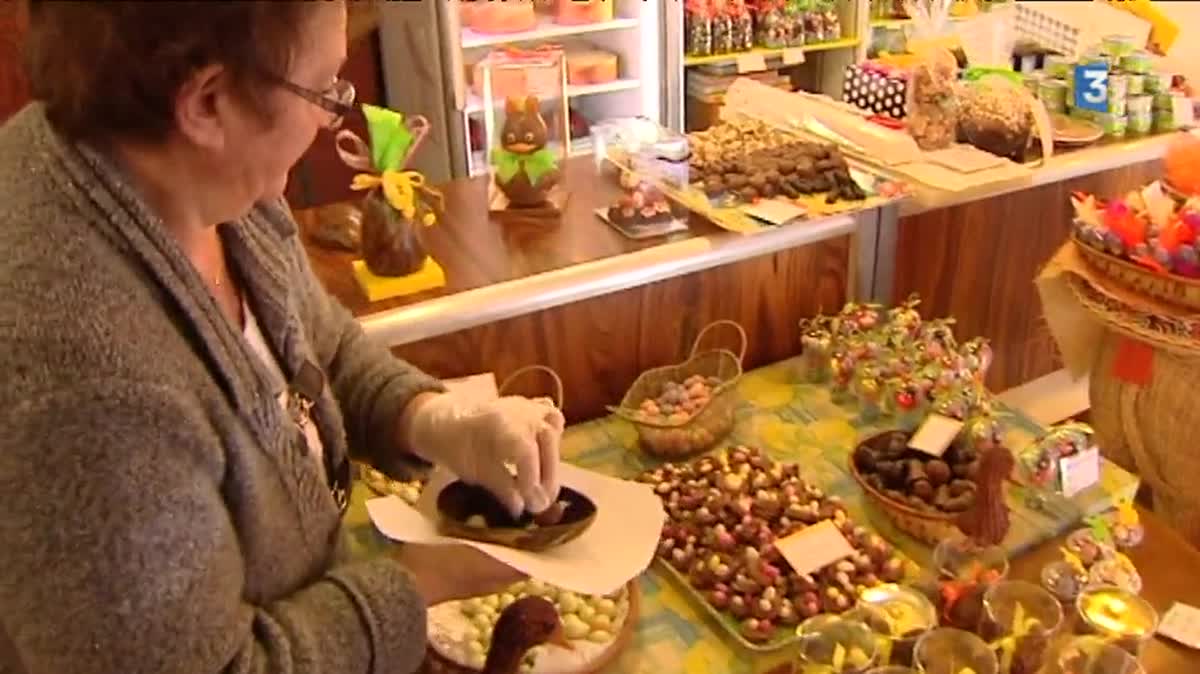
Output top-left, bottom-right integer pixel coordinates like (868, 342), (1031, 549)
(0, 2), (31, 124)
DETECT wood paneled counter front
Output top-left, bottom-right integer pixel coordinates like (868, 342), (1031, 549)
(298, 158), (865, 422)
(874, 133), (1185, 397)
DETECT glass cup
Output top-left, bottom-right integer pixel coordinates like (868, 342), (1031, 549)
(934, 539), (1011, 582)
(1040, 635), (1146, 674)
(847, 584), (938, 667)
(980, 581), (1064, 674)
(1040, 561), (1088, 602)
(932, 539), (1009, 631)
(797, 616), (879, 674)
(1075, 586), (1159, 656)
(913, 628), (998, 674)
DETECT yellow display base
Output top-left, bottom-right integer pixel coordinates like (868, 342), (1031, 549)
(351, 257), (446, 302)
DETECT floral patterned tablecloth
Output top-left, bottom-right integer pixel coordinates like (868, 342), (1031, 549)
(344, 357), (1138, 674)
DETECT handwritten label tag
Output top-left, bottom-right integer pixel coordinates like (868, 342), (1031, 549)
(774, 520), (856, 576)
(782, 48), (806, 65)
(1059, 446), (1100, 497)
(1158, 603), (1200, 650)
(736, 52), (767, 74)
(908, 414), (964, 457)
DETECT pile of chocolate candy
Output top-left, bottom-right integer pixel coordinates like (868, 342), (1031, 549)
(638, 446), (913, 644)
(800, 295), (996, 430)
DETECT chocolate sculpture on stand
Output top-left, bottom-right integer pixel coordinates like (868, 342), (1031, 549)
(334, 104), (446, 302)
(956, 444), (1016, 547)
(480, 46), (571, 225)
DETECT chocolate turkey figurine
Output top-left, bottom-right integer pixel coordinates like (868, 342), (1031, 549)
(955, 445), (1016, 546)
(481, 596), (572, 674)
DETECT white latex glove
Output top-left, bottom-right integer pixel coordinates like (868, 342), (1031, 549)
(407, 392), (565, 516)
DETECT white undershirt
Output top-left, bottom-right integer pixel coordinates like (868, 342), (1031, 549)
(242, 298), (327, 482)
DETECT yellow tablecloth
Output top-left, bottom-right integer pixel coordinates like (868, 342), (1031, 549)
(344, 357), (1138, 673)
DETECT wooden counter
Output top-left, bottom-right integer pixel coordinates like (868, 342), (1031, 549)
(872, 133), (1176, 394)
(890, 158), (1162, 392)
(299, 157), (859, 422)
(1010, 508), (1200, 673)
(298, 159), (701, 318)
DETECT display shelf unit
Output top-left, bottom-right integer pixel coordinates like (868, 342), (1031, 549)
(461, 16), (640, 49)
(682, 37), (862, 69)
(464, 78), (642, 114)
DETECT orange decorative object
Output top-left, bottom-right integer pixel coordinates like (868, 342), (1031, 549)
(1164, 133), (1200, 196)
(566, 49), (618, 85)
(466, 1), (538, 34)
(554, 0), (614, 25)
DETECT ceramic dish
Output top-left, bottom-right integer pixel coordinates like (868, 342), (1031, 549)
(1050, 115), (1104, 146)
(437, 481), (597, 552)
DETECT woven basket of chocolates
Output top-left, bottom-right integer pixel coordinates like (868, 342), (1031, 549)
(610, 320), (746, 459)
(850, 430), (984, 545)
(1072, 234), (1200, 312)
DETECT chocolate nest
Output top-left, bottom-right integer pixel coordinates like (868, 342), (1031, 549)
(436, 482), (597, 551)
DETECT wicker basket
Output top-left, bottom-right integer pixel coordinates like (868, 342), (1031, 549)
(610, 320), (746, 459)
(1072, 235), (1200, 313)
(849, 432), (964, 545)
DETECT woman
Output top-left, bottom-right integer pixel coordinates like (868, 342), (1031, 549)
(0, 3), (564, 674)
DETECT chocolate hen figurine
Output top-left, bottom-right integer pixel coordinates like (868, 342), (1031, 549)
(955, 445), (1015, 546)
(491, 96), (561, 208)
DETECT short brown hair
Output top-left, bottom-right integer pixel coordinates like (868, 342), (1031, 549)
(24, 1), (325, 143)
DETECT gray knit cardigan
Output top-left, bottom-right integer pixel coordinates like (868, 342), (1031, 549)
(0, 104), (445, 674)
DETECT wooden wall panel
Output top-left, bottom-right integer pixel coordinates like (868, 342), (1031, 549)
(390, 237), (851, 423)
(0, 2), (31, 123)
(892, 160), (1162, 392)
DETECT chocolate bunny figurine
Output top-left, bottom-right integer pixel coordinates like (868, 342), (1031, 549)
(491, 95), (561, 208)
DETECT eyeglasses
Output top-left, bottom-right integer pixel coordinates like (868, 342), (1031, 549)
(273, 77), (357, 130)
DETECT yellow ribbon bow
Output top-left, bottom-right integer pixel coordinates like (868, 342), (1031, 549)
(351, 170), (439, 226)
(993, 604), (1041, 674)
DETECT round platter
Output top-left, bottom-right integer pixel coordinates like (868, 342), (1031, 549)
(1050, 114), (1103, 146)
(421, 580), (641, 674)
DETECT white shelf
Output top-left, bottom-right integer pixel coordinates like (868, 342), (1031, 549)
(461, 17), (640, 49)
(464, 78), (641, 114)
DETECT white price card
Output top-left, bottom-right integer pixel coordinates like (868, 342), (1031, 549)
(741, 198), (807, 225)
(774, 520), (856, 576)
(1158, 603), (1200, 650)
(782, 48), (806, 66)
(736, 52), (767, 74)
(908, 414), (964, 458)
(1058, 447), (1101, 497)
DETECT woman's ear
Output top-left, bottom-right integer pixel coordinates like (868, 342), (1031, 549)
(173, 63), (229, 152)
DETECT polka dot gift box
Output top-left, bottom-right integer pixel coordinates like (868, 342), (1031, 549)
(842, 63), (909, 119)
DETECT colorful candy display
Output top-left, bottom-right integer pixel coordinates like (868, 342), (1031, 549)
(1072, 183), (1200, 277)
(799, 296), (995, 431)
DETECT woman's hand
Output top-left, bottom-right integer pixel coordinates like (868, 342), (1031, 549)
(395, 543), (526, 606)
(403, 392), (564, 516)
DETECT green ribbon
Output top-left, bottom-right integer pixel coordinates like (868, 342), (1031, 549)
(1086, 515), (1113, 544)
(490, 146), (559, 186)
(362, 104), (415, 172)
